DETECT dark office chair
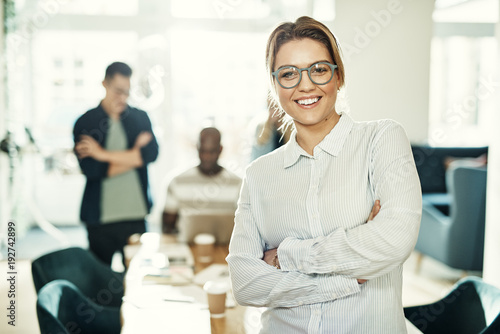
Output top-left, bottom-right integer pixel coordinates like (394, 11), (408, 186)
(414, 164), (487, 272)
(405, 276), (500, 334)
(32, 247), (124, 307)
(36, 279), (121, 334)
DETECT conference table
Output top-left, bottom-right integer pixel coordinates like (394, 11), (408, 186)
(119, 233), (423, 334)
(120, 233), (262, 334)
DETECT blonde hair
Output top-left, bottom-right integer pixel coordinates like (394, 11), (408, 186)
(265, 16), (346, 126)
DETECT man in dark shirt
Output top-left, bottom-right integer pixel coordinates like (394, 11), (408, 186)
(73, 62), (159, 266)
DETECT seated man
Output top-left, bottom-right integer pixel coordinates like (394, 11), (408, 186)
(162, 127), (242, 242)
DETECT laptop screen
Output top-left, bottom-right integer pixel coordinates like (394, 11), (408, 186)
(177, 212), (236, 244)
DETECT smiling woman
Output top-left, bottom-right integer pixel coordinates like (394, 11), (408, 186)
(271, 38), (341, 152)
(226, 16), (423, 334)
(264, 18), (348, 154)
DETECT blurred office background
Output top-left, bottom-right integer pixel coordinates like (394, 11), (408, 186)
(0, 0), (499, 290)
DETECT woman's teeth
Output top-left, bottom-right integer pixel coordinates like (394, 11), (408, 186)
(297, 97), (320, 105)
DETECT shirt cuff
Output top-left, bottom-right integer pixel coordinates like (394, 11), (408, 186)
(317, 274), (361, 302)
(278, 237), (315, 272)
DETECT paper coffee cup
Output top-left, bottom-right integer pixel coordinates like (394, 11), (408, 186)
(203, 280), (229, 318)
(194, 233), (216, 263)
(140, 232), (160, 253)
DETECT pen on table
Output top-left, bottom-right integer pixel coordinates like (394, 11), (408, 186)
(163, 296), (195, 303)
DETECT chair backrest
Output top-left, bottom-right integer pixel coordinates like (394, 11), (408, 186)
(36, 279), (121, 334)
(411, 145), (488, 194)
(405, 277), (486, 334)
(404, 276), (500, 334)
(36, 283), (69, 334)
(32, 247), (124, 307)
(469, 277), (500, 333)
(446, 165), (487, 271)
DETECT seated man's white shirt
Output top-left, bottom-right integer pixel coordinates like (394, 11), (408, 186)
(165, 166), (242, 240)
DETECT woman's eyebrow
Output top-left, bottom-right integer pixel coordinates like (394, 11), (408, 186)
(275, 59), (332, 70)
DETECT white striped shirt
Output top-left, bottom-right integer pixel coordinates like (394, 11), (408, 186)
(164, 166), (241, 215)
(227, 113), (422, 333)
(164, 166), (242, 240)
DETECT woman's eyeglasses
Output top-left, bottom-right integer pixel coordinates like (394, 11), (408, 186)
(272, 62), (337, 89)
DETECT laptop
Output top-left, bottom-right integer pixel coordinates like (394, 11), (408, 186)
(178, 212), (236, 244)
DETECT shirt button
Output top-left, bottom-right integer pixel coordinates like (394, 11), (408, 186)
(299, 301), (303, 306)
(331, 265), (337, 271)
(298, 265), (303, 270)
(331, 293), (337, 299)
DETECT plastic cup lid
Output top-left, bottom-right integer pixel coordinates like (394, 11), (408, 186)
(140, 232), (160, 245)
(194, 233), (216, 245)
(203, 280), (230, 294)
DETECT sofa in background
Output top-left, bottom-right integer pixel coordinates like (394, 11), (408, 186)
(414, 164), (487, 272)
(411, 145), (488, 215)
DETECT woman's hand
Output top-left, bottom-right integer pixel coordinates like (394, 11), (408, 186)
(367, 199), (381, 222)
(263, 248), (278, 268)
(357, 200), (381, 284)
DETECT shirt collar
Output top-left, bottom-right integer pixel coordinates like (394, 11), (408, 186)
(283, 113), (354, 168)
(97, 101), (130, 120)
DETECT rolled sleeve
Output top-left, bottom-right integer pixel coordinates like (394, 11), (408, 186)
(138, 115), (158, 164)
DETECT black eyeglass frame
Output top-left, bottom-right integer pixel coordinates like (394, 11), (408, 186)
(272, 62), (338, 89)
